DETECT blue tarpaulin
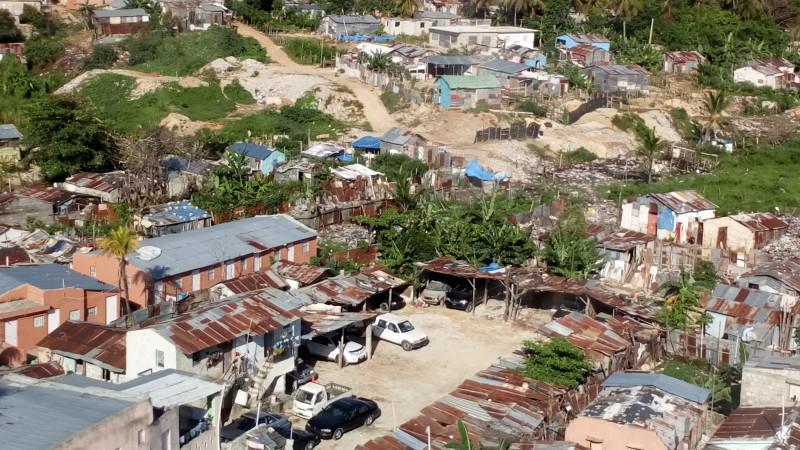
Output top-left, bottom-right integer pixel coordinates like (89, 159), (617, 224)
(338, 154), (354, 162)
(658, 207), (676, 232)
(351, 136), (381, 149)
(465, 158), (509, 182)
(480, 262), (501, 272)
(373, 35), (395, 42)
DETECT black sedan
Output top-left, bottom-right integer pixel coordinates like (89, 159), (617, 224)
(272, 427), (321, 450)
(287, 360), (316, 392)
(220, 411), (289, 442)
(305, 397), (381, 440)
(444, 286), (479, 311)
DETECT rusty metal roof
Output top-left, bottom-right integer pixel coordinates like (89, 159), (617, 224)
(592, 64), (650, 76)
(415, 257), (510, 280)
(142, 288), (305, 355)
(4, 362), (65, 379)
(711, 407), (798, 441)
(648, 190), (717, 214)
(37, 321), (127, 372)
(729, 212), (789, 233)
(703, 283), (789, 339)
(568, 44), (608, 58)
(597, 229), (655, 252)
(64, 172), (126, 194)
(742, 257), (800, 293)
(215, 270), (289, 293)
(272, 260), (332, 286)
(16, 184), (74, 204)
(561, 33), (610, 44)
(300, 266), (409, 307)
(539, 312), (630, 359)
(300, 310), (379, 337)
(664, 51), (704, 63)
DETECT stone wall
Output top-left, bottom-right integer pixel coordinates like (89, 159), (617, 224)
(741, 366), (800, 406)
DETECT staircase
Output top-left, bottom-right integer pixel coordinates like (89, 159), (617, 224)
(246, 357), (275, 408)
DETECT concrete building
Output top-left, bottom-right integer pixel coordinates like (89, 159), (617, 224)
(740, 357), (800, 406)
(702, 212), (788, 252)
(0, 183), (100, 228)
(133, 201), (213, 238)
(734, 64), (788, 89)
(555, 33), (610, 51)
(583, 64), (651, 94)
(380, 127), (428, 155)
(738, 257), (800, 297)
(0, 264), (119, 356)
(73, 215), (318, 307)
(92, 9), (150, 37)
(620, 190), (717, 244)
(434, 75), (502, 110)
(429, 25), (537, 50)
(229, 142), (286, 176)
(0, 124), (22, 163)
(38, 320), (128, 382)
(565, 372), (709, 450)
(319, 15), (379, 39)
(382, 17), (435, 36)
(60, 171), (127, 203)
(0, 372), (156, 450)
(662, 51), (705, 74)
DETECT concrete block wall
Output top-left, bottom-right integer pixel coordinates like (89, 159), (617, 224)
(741, 367), (794, 406)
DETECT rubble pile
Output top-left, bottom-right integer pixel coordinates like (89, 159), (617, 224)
(762, 214), (800, 259)
(318, 223), (373, 248)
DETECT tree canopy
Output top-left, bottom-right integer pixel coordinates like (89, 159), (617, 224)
(522, 337), (592, 388)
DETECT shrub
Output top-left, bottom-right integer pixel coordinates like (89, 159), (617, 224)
(563, 147), (598, 164)
(83, 46), (117, 70)
(612, 112), (649, 138)
(223, 80), (255, 104)
(517, 99), (546, 117)
(283, 38), (338, 66)
(380, 90), (402, 113)
(24, 34), (63, 66)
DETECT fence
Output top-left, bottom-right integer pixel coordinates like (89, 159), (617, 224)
(474, 121), (541, 143)
(666, 329), (785, 365)
(566, 95), (608, 124)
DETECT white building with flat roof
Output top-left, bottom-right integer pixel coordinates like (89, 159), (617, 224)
(429, 26), (537, 50)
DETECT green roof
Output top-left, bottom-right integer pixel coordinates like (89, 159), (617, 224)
(438, 75), (501, 89)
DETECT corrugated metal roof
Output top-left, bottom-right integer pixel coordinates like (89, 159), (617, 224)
(272, 260), (332, 286)
(0, 124), (22, 140)
(664, 51), (704, 63)
(327, 14), (378, 24)
(302, 142), (345, 159)
(414, 10), (457, 19)
(0, 264), (118, 294)
(119, 369), (223, 408)
(710, 406), (798, 441)
(64, 171), (126, 194)
(16, 183), (74, 203)
(478, 58), (530, 74)
(425, 55), (474, 66)
(539, 312), (630, 359)
(300, 310), (379, 337)
(331, 163), (383, 180)
(747, 57), (795, 68)
(703, 283), (788, 339)
(601, 372), (710, 403)
(597, 229), (655, 251)
(592, 64), (650, 76)
(3, 362), (64, 379)
(389, 43), (430, 59)
(381, 127), (426, 146)
(0, 374), (146, 449)
(558, 33), (610, 44)
(231, 142), (279, 160)
(37, 321), (127, 372)
(141, 201), (211, 227)
(741, 257), (800, 293)
(124, 215), (316, 278)
(300, 267), (408, 307)
(568, 43), (609, 58)
(648, 190), (717, 213)
(216, 269), (289, 293)
(161, 157), (210, 175)
(93, 8), (148, 17)
(141, 287), (305, 354)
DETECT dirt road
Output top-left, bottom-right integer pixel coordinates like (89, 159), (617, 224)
(236, 23), (400, 133)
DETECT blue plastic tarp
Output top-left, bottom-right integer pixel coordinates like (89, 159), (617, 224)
(351, 136), (381, 149)
(657, 207), (676, 232)
(465, 158), (495, 181)
(338, 154), (354, 162)
(373, 35), (395, 42)
(480, 262), (501, 272)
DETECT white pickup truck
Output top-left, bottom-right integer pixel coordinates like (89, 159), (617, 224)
(293, 382), (353, 419)
(372, 313), (429, 351)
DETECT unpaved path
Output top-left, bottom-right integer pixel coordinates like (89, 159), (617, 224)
(235, 23), (400, 133)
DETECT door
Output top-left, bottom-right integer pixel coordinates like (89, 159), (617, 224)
(154, 280), (164, 303)
(717, 226), (728, 249)
(287, 245), (295, 262)
(225, 260), (234, 280)
(254, 253), (261, 271)
(105, 296), (118, 323)
(647, 203), (658, 235)
(385, 323), (400, 344)
(48, 309), (60, 333)
(4, 320), (17, 346)
(192, 270), (200, 291)
(697, 222), (704, 246)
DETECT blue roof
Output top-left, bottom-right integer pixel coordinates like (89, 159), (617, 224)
(230, 142), (278, 161)
(0, 124), (22, 140)
(122, 215), (317, 278)
(161, 157), (210, 175)
(143, 201), (212, 227)
(479, 58), (531, 74)
(0, 264), (118, 293)
(602, 372), (710, 403)
(351, 136), (381, 149)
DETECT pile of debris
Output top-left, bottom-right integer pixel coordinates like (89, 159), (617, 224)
(762, 214), (800, 259)
(318, 223), (373, 248)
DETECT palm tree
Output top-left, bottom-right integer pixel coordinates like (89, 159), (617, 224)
(395, 0), (422, 17)
(703, 90), (730, 142)
(446, 420), (510, 450)
(637, 126), (666, 184)
(615, 0), (644, 40)
(472, 0), (495, 19)
(657, 269), (711, 336)
(98, 226), (140, 317)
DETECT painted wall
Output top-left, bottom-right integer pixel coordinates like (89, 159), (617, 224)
(54, 399), (155, 450)
(621, 197), (714, 244)
(126, 328), (179, 379)
(565, 416), (668, 450)
(702, 217), (755, 252)
(556, 35), (610, 51)
(734, 67), (781, 89)
(435, 78), (452, 109)
(382, 18), (433, 36)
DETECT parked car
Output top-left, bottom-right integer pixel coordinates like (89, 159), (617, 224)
(287, 359), (316, 392)
(444, 285), (478, 311)
(372, 313), (428, 351)
(304, 334), (367, 366)
(272, 426), (321, 450)
(220, 411), (289, 442)
(419, 280), (450, 305)
(293, 382), (353, 419)
(306, 397), (381, 440)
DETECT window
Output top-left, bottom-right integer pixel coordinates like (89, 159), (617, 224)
(69, 310), (80, 321)
(303, 242), (310, 253)
(90, 266), (97, 277)
(208, 268), (215, 280)
(88, 307), (98, 316)
(394, 21), (400, 27)
(468, 35), (478, 45)
(481, 36), (490, 46)
(33, 316), (45, 327)
(420, 23), (425, 28)
(137, 429), (146, 445)
(254, 253), (261, 271)
(388, 323), (399, 333)
(156, 349), (165, 368)
(377, 319), (387, 328)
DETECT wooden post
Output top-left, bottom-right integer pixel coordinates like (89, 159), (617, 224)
(388, 288), (393, 313)
(366, 322), (373, 360)
(469, 278), (476, 314)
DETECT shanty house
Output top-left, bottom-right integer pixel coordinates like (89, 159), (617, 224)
(133, 201), (213, 237)
(740, 357), (800, 406)
(0, 124), (22, 163)
(0, 183), (99, 228)
(284, 1), (324, 18)
(435, 75), (501, 110)
(702, 212), (788, 252)
(425, 54), (474, 78)
(620, 190), (717, 244)
(161, 157), (211, 198)
(159, 0), (231, 31)
(738, 257), (800, 297)
(302, 141), (346, 160)
(475, 58), (533, 86)
(229, 142), (286, 175)
(380, 127), (428, 155)
(597, 228), (656, 287)
(734, 64), (789, 89)
(556, 33), (611, 51)
(429, 25), (537, 50)
(662, 51), (705, 74)
(319, 15), (379, 39)
(38, 321), (127, 382)
(562, 43), (614, 68)
(209, 269), (291, 299)
(707, 406), (800, 449)
(566, 372), (709, 450)
(73, 215), (317, 307)
(583, 64), (651, 95)
(0, 264), (119, 356)
(501, 44), (547, 69)
(539, 312), (631, 374)
(92, 9), (150, 37)
(272, 260), (333, 289)
(60, 171), (126, 202)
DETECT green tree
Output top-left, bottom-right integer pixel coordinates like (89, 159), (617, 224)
(0, 10), (23, 43)
(657, 269), (712, 331)
(471, 0), (494, 19)
(445, 420), (510, 450)
(522, 337), (592, 388)
(736, 0), (765, 20)
(542, 231), (605, 279)
(23, 95), (113, 181)
(98, 226), (141, 316)
(637, 126), (666, 184)
(692, 260), (718, 289)
(703, 90), (730, 141)
(615, 0), (644, 40)
(395, 0), (421, 17)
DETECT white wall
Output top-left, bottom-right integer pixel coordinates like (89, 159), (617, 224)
(734, 67), (780, 89)
(497, 31), (536, 49)
(126, 328), (179, 379)
(382, 18), (432, 36)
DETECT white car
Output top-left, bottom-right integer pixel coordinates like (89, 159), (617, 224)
(305, 334), (367, 366)
(372, 313), (429, 351)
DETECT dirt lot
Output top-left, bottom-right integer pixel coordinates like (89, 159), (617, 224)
(289, 301), (552, 449)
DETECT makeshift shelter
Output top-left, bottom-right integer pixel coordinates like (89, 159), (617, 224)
(351, 136), (381, 155)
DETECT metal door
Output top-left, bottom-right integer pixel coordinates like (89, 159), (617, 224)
(717, 227), (728, 249)
(4, 320), (17, 346)
(192, 270), (200, 291)
(106, 296), (118, 323)
(48, 309), (60, 333)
